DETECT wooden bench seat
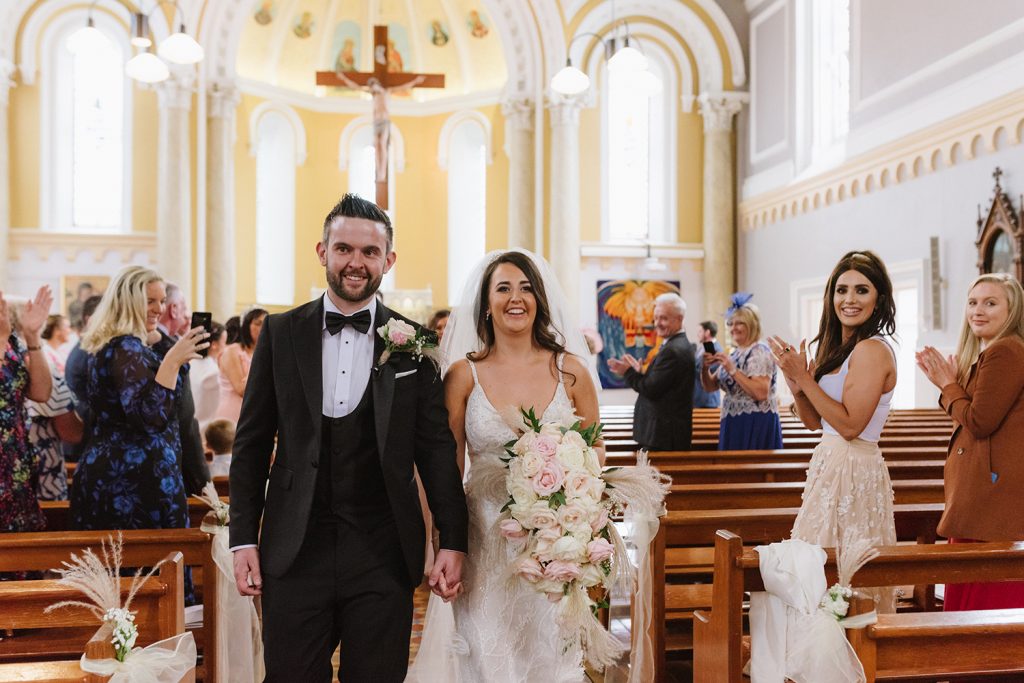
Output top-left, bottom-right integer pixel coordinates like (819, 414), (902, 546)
(665, 479), (944, 510)
(655, 459), (944, 484)
(606, 446), (948, 467)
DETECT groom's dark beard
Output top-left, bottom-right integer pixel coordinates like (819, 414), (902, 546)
(327, 267), (384, 303)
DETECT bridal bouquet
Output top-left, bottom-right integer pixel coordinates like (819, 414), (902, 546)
(497, 408), (670, 671)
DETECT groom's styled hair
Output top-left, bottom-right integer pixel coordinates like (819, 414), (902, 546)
(322, 193), (393, 252)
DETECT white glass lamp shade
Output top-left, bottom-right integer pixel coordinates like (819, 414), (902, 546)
(608, 44), (647, 73)
(158, 30), (204, 65)
(125, 51), (170, 83)
(67, 22), (106, 54)
(635, 68), (663, 96)
(551, 63), (591, 96)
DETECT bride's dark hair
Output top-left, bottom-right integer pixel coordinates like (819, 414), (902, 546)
(468, 251), (571, 379)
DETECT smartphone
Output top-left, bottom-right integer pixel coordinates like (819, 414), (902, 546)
(702, 341), (717, 354)
(191, 311), (213, 358)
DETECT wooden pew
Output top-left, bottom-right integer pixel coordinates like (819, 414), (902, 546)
(39, 500), (216, 534)
(606, 445), (948, 467)
(0, 551), (185, 682)
(0, 529), (218, 683)
(649, 504), (944, 680)
(691, 531), (1024, 682)
(665, 479), (944, 511)
(656, 459), (944, 485)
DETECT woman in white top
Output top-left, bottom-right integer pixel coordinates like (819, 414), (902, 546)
(769, 250), (898, 612)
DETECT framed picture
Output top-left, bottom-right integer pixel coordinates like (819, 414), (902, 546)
(596, 279), (680, 389)
(61, 275), (109, 329)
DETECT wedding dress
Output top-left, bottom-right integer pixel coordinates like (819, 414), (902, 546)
(407, 357), (586, 683)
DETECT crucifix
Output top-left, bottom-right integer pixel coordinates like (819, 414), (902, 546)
(316, 25), (445, 210)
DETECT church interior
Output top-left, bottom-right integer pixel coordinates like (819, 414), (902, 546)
(3, 0), (1024, 681)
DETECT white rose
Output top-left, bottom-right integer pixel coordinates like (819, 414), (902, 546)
(556, 441), (586, 471)
(561, 430), (587, 451)
(564, 471), (602, 501)
(508, 502), (533, 526)
(513, 430), (539, 456)
(534, 527), (562, 562)
(583, 447), (602, 477)
(578, 562), (606, 588)
(539, 422), (563, 438)
(527, 501), (559, 530)
(551, 535), (587, 562)
(520, 450), (546, 477)
(557, 503), (591, 535)
(507, 477), (538, 507)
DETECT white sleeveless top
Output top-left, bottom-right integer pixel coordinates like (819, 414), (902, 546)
(818, 336), (895, 443)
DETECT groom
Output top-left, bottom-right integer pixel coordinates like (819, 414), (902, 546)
(230, 194), (468, 682)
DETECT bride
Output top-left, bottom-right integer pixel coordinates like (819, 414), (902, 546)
(407, 249), (602, 683)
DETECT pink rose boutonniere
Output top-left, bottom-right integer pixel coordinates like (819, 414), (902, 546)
(376, 318), (439, 367)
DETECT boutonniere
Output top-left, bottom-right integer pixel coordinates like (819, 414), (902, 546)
(376, 319), (438, 367)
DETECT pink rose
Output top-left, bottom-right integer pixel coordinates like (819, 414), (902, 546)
(500, 518), (528, 540)
(533, 435), (558, 459)
(530, 459), (565, 496)
(587, 538), (614, 564)
(516, 557), (545, 583)
(386, 319), (416, 345)
(544, 560), (582, 583)
(590, 507), (609, 534)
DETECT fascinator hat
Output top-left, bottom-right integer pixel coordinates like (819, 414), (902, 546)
(726, 292), (755, 318)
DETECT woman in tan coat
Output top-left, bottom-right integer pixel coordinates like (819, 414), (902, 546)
(917, 272), (1024, 610)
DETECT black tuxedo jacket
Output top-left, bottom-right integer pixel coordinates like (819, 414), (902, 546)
(624, 331), (696, 451)
(152, 331), (211, 495)
(229, 298), (468, 585)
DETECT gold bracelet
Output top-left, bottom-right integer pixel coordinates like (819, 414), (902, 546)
(25, 345), (42, 351)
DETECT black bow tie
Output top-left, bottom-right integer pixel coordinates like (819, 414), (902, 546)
(325, 310), (371, 335)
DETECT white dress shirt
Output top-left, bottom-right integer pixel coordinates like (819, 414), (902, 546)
(189, 356), (221, 431)
(322, 294), (377, 418)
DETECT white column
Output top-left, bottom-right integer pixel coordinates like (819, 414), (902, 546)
(0, 59), (14, 289)
(156, 72), (194, 292)
(501, 96), (535, 251)
(547, 96), (585, 315)
(698, 91), (747, 320)
(206, 81), (240, 321)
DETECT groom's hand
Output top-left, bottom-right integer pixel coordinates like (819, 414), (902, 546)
(233, 547), (263, 596)
(428, 549), (464, 602)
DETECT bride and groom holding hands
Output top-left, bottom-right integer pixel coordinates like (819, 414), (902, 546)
(229, 193), (603, 682)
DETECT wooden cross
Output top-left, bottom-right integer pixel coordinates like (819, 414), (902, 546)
(316, 25), (445, 210)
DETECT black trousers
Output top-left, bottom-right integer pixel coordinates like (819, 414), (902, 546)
(261, 516), (413, 682)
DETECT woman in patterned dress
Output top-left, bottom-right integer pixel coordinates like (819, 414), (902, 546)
(700, 294), (783, 450)
(0, 286), (54, 534)
(770, 251), (899, 612)
(69, 265), (207, 531)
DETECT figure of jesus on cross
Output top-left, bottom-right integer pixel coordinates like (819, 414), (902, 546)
(317, 26), (445, 210)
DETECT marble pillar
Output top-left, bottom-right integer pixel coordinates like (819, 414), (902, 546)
(698, 91), (747, 321)
(156, 73), (194, 293)
(547, 96), (585, 314)
(0, 59), (14, 289)
(501, 97), (535, 251)
(206, 81), (241, 321)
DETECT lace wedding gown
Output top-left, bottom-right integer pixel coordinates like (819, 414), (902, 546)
(407, 358), (586, 683)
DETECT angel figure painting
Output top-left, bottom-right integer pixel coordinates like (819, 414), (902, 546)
(596, 279), (680, 389)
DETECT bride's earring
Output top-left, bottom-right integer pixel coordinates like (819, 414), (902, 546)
(485, 311), (491, 321)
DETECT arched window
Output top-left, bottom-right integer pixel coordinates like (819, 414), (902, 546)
(41, 11), (132, 231)
(439, 112), (491, 305)
(602, 45), (675, 243)
(251, 104), (305, 306)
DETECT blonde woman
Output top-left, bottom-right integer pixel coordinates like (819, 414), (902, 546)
(917, 273), (1024, 610)
(700, 293), (783, 450)
(69, 265), (207, 531)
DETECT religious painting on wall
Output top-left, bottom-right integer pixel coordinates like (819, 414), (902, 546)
(292, 11), (315, 39)
(61, 275), (109, 331)
(467, 9), (489, 38)
(331, 21), (361, 73)
(595, 279), (680, 389)
(429, 19), (450, 47)
(385, 23), (411, 73)
(252, 0), (275, 25)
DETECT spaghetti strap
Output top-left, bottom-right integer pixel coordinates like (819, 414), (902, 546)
(466, 358), (480, 384)
(555, 353), (565, 385)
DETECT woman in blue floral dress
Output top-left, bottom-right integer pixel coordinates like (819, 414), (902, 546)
(700, 294), (784, 450)
(69, 266), (207, 531)
(0, 286), (55, 533)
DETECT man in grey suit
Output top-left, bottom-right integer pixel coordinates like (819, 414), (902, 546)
(608, 293), (696, 451)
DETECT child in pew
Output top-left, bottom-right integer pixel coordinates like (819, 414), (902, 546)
(917, 272), (1024, 610)
(204, 419), (235, 479)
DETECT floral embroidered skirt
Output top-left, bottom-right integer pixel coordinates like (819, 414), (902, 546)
(791, 433), (897, 613)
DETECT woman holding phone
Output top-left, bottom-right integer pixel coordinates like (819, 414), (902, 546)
(700, 293), (783, 449)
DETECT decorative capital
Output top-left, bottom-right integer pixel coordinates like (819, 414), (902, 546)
(0, 58), (15, 107)
(546, 95), (585, 127)
(207, 80), (241, 119)
(698, 91), (748, 133)
(501, 97), (534, 131)
(156, 70), (196, 111)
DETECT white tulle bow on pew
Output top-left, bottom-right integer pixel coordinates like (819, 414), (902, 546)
(80, 631), (197, 683)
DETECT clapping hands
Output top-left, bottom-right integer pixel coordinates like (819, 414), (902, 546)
(768, 336), (814, 395)
(915, 346), (958, 390)
(20, 285), (54, 343)
(606, 354), (641, 375)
